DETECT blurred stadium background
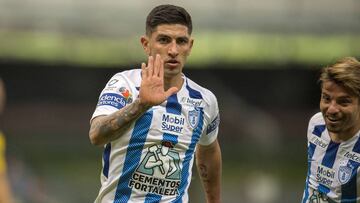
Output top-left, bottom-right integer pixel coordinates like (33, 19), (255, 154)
(0, 0), (359, 202)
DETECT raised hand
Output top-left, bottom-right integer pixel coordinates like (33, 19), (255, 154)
(139, 54), (178, 107)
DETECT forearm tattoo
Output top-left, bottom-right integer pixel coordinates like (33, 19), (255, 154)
(91, 99), (150, 143)
(198, 164), (208, 180)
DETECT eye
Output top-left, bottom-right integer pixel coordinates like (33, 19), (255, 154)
(177, 37), (189, 45)
(157, 36), (171, 44)
(321, 94), (331, 103)
(337, 98), (352, 106)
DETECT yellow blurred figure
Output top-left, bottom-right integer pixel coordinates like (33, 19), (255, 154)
(0, 78), (14, 203)
(0, 133), (6, 173)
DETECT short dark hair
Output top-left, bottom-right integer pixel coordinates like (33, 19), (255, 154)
(146, 4), (192, 36)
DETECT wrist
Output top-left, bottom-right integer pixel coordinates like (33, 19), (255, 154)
(136, 98), (152, 111)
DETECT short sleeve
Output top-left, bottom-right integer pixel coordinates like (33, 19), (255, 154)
(307, 112), (324, 142)
(198, 92), (220, 146)
(91, 73), (135, 122)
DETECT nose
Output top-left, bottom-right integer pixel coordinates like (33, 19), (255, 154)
(327, 101), (340, 114)
(168, 41), (179, 57)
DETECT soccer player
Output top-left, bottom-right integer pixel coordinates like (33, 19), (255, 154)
(302, 57), (360, 203)
(89, 4), (222, 203)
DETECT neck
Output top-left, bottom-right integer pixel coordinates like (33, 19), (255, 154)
(164, 74), (183, 91)
(329, 127), (360, 143)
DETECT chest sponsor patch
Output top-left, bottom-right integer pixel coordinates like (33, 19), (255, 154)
(128, 144), (182, 196)
(180, 97), (203, 107)
(161, 113), (185, 136)
(342, 151), (360, 163)
(316, 165), (335, 187)
(309, 134), (328, 149)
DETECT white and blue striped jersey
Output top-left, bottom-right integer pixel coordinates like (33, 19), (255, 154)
(91, 69), (220, 203)
(302, 112), (360, 203)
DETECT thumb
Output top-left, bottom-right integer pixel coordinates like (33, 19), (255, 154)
(164, 87), (179, 98)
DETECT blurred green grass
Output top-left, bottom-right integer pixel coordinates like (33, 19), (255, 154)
(1, 30), (359, 67)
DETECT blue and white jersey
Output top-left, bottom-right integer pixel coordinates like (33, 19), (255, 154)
(91, 69), (220, 203)
(302, 112), (360, 203)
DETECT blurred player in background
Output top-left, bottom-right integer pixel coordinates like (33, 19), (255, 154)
(0, 78), (14, 203)
(302, 57), (360, 202)
(89, 4), (222, 203)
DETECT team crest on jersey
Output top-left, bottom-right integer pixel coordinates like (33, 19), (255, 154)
(119, 87), (133, 103)
(188, 108), (201, 128)
(128, 142), (181, 196)
(338, 163), (353, 184)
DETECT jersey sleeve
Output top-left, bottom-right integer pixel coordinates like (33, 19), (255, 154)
(307, 112), (324, 142)
(198, 91), (220, 146)
(90, 73), (135, 122)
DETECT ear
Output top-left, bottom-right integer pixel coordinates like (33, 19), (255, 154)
(187, 38), (194, 55)
(140, 36), (150, 55)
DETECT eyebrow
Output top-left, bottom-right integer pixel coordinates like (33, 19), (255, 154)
(156, 34), (170, 38)
(156, 33), (189, 39)
(322, 92), (353, 100)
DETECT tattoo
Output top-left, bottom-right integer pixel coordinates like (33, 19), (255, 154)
(91, 99), (150, 144)
(199, 164), (208, 179)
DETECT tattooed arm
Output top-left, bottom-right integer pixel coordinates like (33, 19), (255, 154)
(89, 99), (151, 146)
(89, 54), (178, 146)
(196, 139), (222, 203)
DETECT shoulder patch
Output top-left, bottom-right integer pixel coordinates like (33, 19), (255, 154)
(97, 93), (127, 109)
(206, 114), (220, 134)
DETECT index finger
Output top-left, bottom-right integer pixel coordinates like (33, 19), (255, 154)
(141, 62), (147, 78)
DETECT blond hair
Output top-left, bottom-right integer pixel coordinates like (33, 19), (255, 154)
(320, 57), (360, 98)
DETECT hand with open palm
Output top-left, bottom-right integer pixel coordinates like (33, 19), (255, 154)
(139, 54), (178, 107)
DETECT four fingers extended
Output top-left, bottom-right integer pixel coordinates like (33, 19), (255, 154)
(141, 54), (178, 99)
(142, 54), (163, 78)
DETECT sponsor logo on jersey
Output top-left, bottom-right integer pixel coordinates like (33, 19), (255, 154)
(338, 163), (353, 184)
(104, 86), (118, 91)
(161, 113), (185, 136)
(206, 114), (220, 135)
(97, 93), (126, 109)
(107, 79), (118, 86)
(188, 108), (201, 128)
(180, 97), (202, 107)
(129, 173), (180, 196)
(316, 165), (335, 187)
(309, 135), (328, 149)
(128, 143), (182, 196)
(104, 79), (120, 91)
(343, 151), (360, 163)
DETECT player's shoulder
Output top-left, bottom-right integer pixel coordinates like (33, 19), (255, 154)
(112, 69), (141, 80)
(308, 112), (325, 128)
(106, 69), (141, 88)
(185, 76), (217, 105)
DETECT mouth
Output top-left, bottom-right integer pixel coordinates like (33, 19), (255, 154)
(326, 116), (341, 124)
(165, 59), (180, 68)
